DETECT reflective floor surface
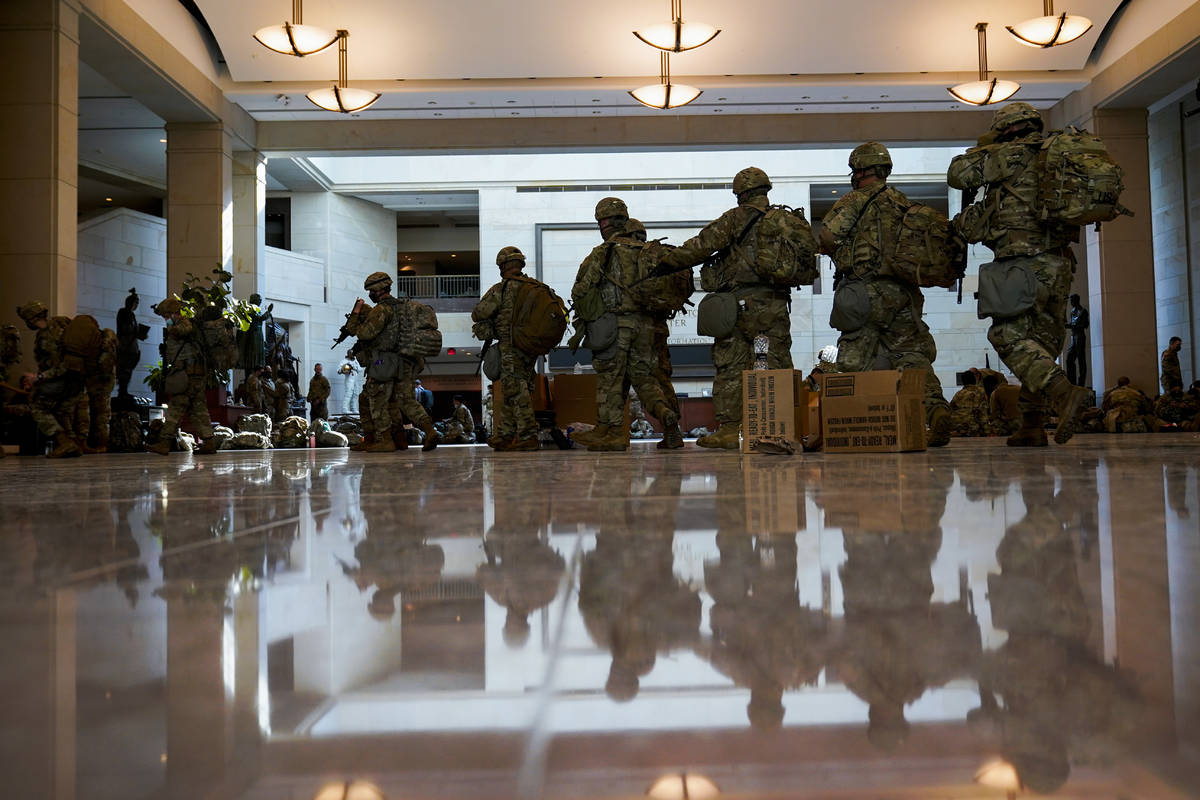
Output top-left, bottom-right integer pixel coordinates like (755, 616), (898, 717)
(2, 435), (1199, 799)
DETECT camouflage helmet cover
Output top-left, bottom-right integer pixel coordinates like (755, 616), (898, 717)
(495, 246), (526, 267)
(625, 218), (646, 235)
(153, 297), (182, 316)
(848, 141), (893, 170)
(15, 301), (48, 324)
(733, 166), (772, 195)
(990, 102), (1044, 134)
(594, 197), (629, 221)
(363, 271), (392, 291)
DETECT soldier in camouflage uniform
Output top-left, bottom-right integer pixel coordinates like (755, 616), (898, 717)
(820, 142), (954, 446)
(1099, 376), (1156, 433)
(571, 198), (681, 452)
(307, 363), (331, 421)
(146, 297), (217, 455)
(347, 271), (438, 452)
(656, 168), (800, 449)
(949, 371), (989, 437)
(948, 103), (1091, 446)
(1154, 380), (1200, 430)
(1160, 336), (1183, 395)
(17, 301), (85, 457)
(472, 246), (543, 451)
(76, 326), (118, 452)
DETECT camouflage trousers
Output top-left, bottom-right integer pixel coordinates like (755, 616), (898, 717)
(594, 313), (675, 428)
(986, 252), (1073, 413)
(835, 279), (949, 422)
(359, 383), (403, 441)
(496, 344), (538, 441)
(30, 373), (85, 441)
(163, 374), (214, 440)
(712, 291), (792, 426)
(362, 358), (431, 438)
(77, 376), (115, 448)
(394, 358), (433, 429)
(651, 318), (680, 416)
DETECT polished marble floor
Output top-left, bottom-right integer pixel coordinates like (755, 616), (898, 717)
(2, 435), (1199, 799)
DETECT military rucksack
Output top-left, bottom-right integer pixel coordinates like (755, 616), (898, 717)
(510, 278), (568, 355)
(880, 202), (968, 289)
(741, 205), (820, 288)
(63, 314), (102, 371)
(1037, 127), (1130, 226)
(399, 300), (443, 358)
(92, 328), (118, 377)
(107, 411), (144, 453)
(200, 316), (239, 371)
(626, 239), (694, 317)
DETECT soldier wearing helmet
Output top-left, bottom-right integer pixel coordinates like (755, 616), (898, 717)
(819, 141), (954, 447)
(347, 271), (440, 452)
(571, 200), (683, 451)
(146, 295), (218, 455)
(17, 300), (86, 457)
(653, 167), (811, 450)
(948, 101), (1090, 446)
(472, 245), (553, 451)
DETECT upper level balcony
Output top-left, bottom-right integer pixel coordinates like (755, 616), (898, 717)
(397, 274), (480, 313)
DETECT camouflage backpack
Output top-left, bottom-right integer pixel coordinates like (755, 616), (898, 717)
(199, 316), (239, 371)
(626, 239), (694, 317)
(62, 314), (102, 372)
(398, 300), (443, 358)
(93, 328), (119, 377)
(880, 202), (968, 289)
(1037, 127), (1130, 226)
(510, 278), (568, 355)
(740, 205), (820, 288)
(107, 411), (144, 453)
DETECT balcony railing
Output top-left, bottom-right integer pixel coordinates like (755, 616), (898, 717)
(396, 274), (480, 313)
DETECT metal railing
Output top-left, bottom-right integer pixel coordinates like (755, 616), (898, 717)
(396, 274), (480, 299)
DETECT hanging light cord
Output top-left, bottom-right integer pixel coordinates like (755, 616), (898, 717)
(976, 22), (989, 81)
(293, 0), (303, 24)
(337, 30), (348, 88)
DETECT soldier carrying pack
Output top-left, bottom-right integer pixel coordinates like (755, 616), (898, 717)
(398, 300), (443, 358)
(510, 278), (568, 355)
(62, 314), (102, 372)
(1037, 126), (1131, 226)
(739, 204), (820, 288)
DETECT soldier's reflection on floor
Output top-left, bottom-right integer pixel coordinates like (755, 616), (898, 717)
(703, 461), (828, 730)
(476, 461), (565, 648)
(973, 459), (1141, 795)
(1164, 461), (1191, 519)
(819, 457), (981, 751)
(578, 458), (699, 702)
(341, 461), (444, 620)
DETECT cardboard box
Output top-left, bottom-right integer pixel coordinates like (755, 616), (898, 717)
(546, 374), (628, 428)
(820, 370), (926, 453)
(742, 369), (813, 454)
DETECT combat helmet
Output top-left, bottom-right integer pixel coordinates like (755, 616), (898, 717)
(990, 102), (1043, 134)
(153, 297), (182, 317)
(733, 167), (772, 195)
(363, 271), (392, 291)
(495, 246), (526, 267)
(15, 301), (48, 325)
(848, 141), (893, 170)
(625, 218), (647, 241)
(594, 197), (629, 222)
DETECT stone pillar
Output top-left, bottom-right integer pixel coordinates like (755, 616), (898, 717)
(165, 122), (232, 297)
(1085, 109), (1157, 395)
(232, 150), (267, 300)
(0, 0), (79, 355)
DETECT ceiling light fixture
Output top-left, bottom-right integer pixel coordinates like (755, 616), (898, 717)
(630, 51), (702, 110)
(633, 0), (720, 52)
(948, 23), (1021, 106)
(646, 771), (720, 799)
(253, 0), (339, 57)
(1007, 0), (1093, 48)
(306, 32), (381, 113)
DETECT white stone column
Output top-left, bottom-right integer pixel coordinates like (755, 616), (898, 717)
(232, 150), (267, 300)
(165, 122), (233, 296)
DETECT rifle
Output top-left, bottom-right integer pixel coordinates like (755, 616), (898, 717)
(476, 338), (493, 376)
(331, 304), (370, 350)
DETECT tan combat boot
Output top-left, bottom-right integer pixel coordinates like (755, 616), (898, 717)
(1047, 376), (1089, 445)
(146, 438), (172, 456)
(365, 437), (397, 453)
(350, 433), (376, 452)
(697, 422), (740, 450)
(48, 436), (82, 458)
(196, 438), (218, 455)
(421, 422), (439, 451)
(571, 425), (607, 447)
(392, 428), (409, 450)
(587, 426), (628, 452)
(507, 436), (541, 452)
(1006, 411), (1049, 447)
(927, 406), (952, 448)
(656, 410), (685, 450)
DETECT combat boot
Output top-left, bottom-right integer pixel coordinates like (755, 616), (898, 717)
(350, 433), (376, 452)
(571, 425), (607, 447)
(507, 436), (541, 452)
(146, 439), (172, 456)
(657, 422), (685, 449)
(587, 426), (628, 452)
(1047, 376), (1089, 445)
(391, 428), (409, 450)
(196, 439), (218, 455)
(927, 406), (952, 448)
(48, 437), (82, 458)
(697, 422), (740, 450)
(421, 422), (439, 451)
(1006, 411), (1048, 447)
(365, 438), (396, 453)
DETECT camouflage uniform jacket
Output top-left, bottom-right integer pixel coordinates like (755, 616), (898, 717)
(452, 403), (474, 431)
(1154, 391), (1199, 424)
(571, 235), (647, 315)
(91, 329), (118, 383)
(473, 274), (542, 342)
(1101, 385), (1152, 416)
(162, 319), (204, 373)
(307, 373), (331, 402)
(659, 195), (771, 290)
(822, 184), (909, 283)
(1161, 348), (1182, 390)
(349, 296), (401, 359)
(34, 316), (73, 379)
(947, 135), (1078, 259)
